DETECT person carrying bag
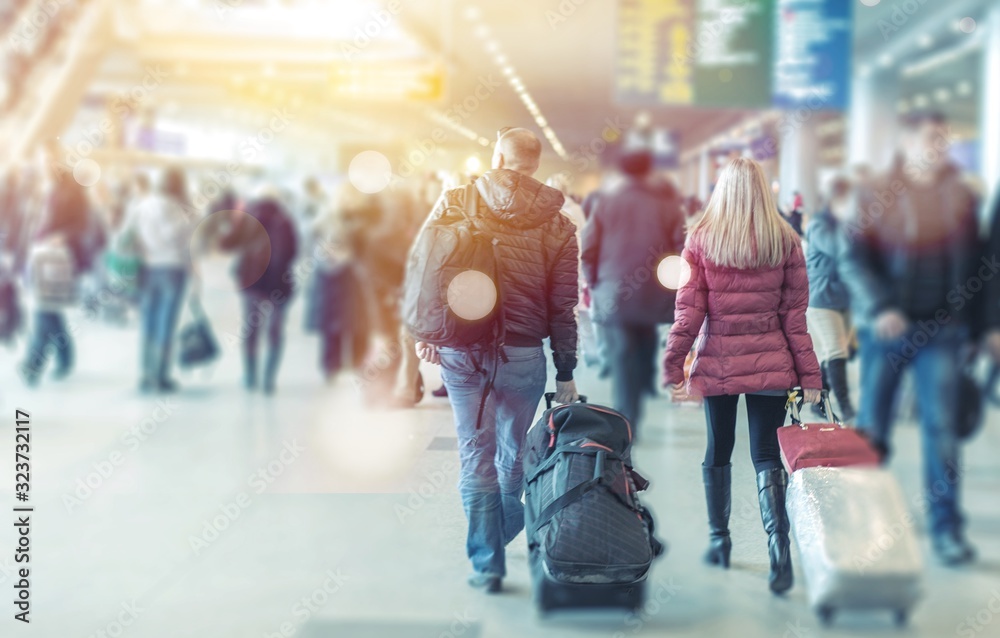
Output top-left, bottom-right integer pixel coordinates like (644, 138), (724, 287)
(663, 157), (822, 595)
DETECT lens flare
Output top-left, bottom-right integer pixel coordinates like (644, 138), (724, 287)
(349, 150), (392, 194)
(73, 159), (101, 187)
(657, 255), (692, 290)
(447, 270), (497, 320)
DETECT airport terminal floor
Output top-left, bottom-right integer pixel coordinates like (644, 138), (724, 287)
(1, 258), (998, 638)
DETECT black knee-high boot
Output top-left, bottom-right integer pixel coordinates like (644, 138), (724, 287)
(757, 468), (793, 594)
(703, 464), (732, 568)
(811, 362), (829, 418)
(825, 358), (855, 421)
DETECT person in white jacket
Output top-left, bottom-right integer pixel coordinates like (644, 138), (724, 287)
(120, 167), (197, 393)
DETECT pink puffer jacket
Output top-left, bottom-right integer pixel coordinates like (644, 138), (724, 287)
(663, 239), (822, 396)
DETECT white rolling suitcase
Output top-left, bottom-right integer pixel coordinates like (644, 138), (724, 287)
(786, 466), (923, 626)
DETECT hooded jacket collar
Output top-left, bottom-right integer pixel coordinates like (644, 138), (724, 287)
(474, 169), (565, 230)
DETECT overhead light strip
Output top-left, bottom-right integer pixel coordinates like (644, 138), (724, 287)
(463, 7), (569, 161)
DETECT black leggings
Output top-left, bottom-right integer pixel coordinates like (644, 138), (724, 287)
(703, 394), (788, 473)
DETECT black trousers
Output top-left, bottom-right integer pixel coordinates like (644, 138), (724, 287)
(703, 394), (787, 473)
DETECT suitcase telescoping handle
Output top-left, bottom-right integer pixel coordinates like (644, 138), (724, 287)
(544, 392), (588, 410)
(786, 388), (840, 427)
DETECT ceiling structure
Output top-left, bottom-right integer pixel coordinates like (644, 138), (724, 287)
(65, 0), (748, 175)
(19, 0), (997, 177)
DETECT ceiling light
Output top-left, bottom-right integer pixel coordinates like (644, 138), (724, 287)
(462, 6), (480, 21)
(935, 88), (951, 102)
(956, 81), (972, 96)
(878, 54), (893, 68)
(477, 28), (565, 161)
(918, 34), (933, 48)
(913, 93), (929, 107)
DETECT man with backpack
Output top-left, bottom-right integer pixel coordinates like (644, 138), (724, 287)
(408, 127), (580, 593)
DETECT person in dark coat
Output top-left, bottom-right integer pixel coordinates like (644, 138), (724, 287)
(839, 112), (980, 566)
(304, 191), (372, 381)
(219, 194), (298, 394)
(580, 149), (686, 431)
(413, 127), (579, 593)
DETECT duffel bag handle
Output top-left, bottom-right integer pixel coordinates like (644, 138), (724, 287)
(786, 388), (839, 428)
(544, 392), (588, 410)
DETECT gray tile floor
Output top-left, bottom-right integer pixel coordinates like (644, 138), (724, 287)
(0, 258), (998, 637)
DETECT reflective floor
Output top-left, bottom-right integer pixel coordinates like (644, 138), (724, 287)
(1, 259), (998, 637)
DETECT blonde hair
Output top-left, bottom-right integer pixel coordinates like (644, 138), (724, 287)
(689, 157), (798, 269)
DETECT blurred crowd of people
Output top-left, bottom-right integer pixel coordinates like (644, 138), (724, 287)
(0, 110), (997, 576)
(0, 155), (438, 397)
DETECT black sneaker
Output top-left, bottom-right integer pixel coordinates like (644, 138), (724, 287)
(933, 531), (976, 566)
(467, 572), (502, 594)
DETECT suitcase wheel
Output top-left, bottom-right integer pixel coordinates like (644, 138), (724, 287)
(818, 606), (835, 627)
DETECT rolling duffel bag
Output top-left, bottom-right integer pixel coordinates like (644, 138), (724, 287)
(523, 393), (664, 614)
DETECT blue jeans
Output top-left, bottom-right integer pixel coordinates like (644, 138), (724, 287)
(23, 310), (73, 379)
(857, 325), (965, 536)
(242, 291), (289, 389)
(439, 345), (547, 577)
(140, 267), (187, 384)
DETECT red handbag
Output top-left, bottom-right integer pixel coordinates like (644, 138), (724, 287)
(777, 390), (881, 473)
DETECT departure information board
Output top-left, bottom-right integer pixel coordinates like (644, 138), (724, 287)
(773, 0), (852, 110)
(615, 0), (850, 111)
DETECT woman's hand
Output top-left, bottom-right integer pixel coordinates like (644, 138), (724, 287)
(802, 388), (822, 404)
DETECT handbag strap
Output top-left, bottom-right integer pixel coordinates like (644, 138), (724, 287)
(786, 388), (840, 428)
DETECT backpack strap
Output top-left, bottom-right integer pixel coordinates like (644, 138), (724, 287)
(465, 181), (511, 429)
(464, 183), (478, 220)
(528, 474), (603, 540)
(527, 448), (638, 539)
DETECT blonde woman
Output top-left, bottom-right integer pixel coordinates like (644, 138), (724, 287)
(663, 157), (822, 594)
